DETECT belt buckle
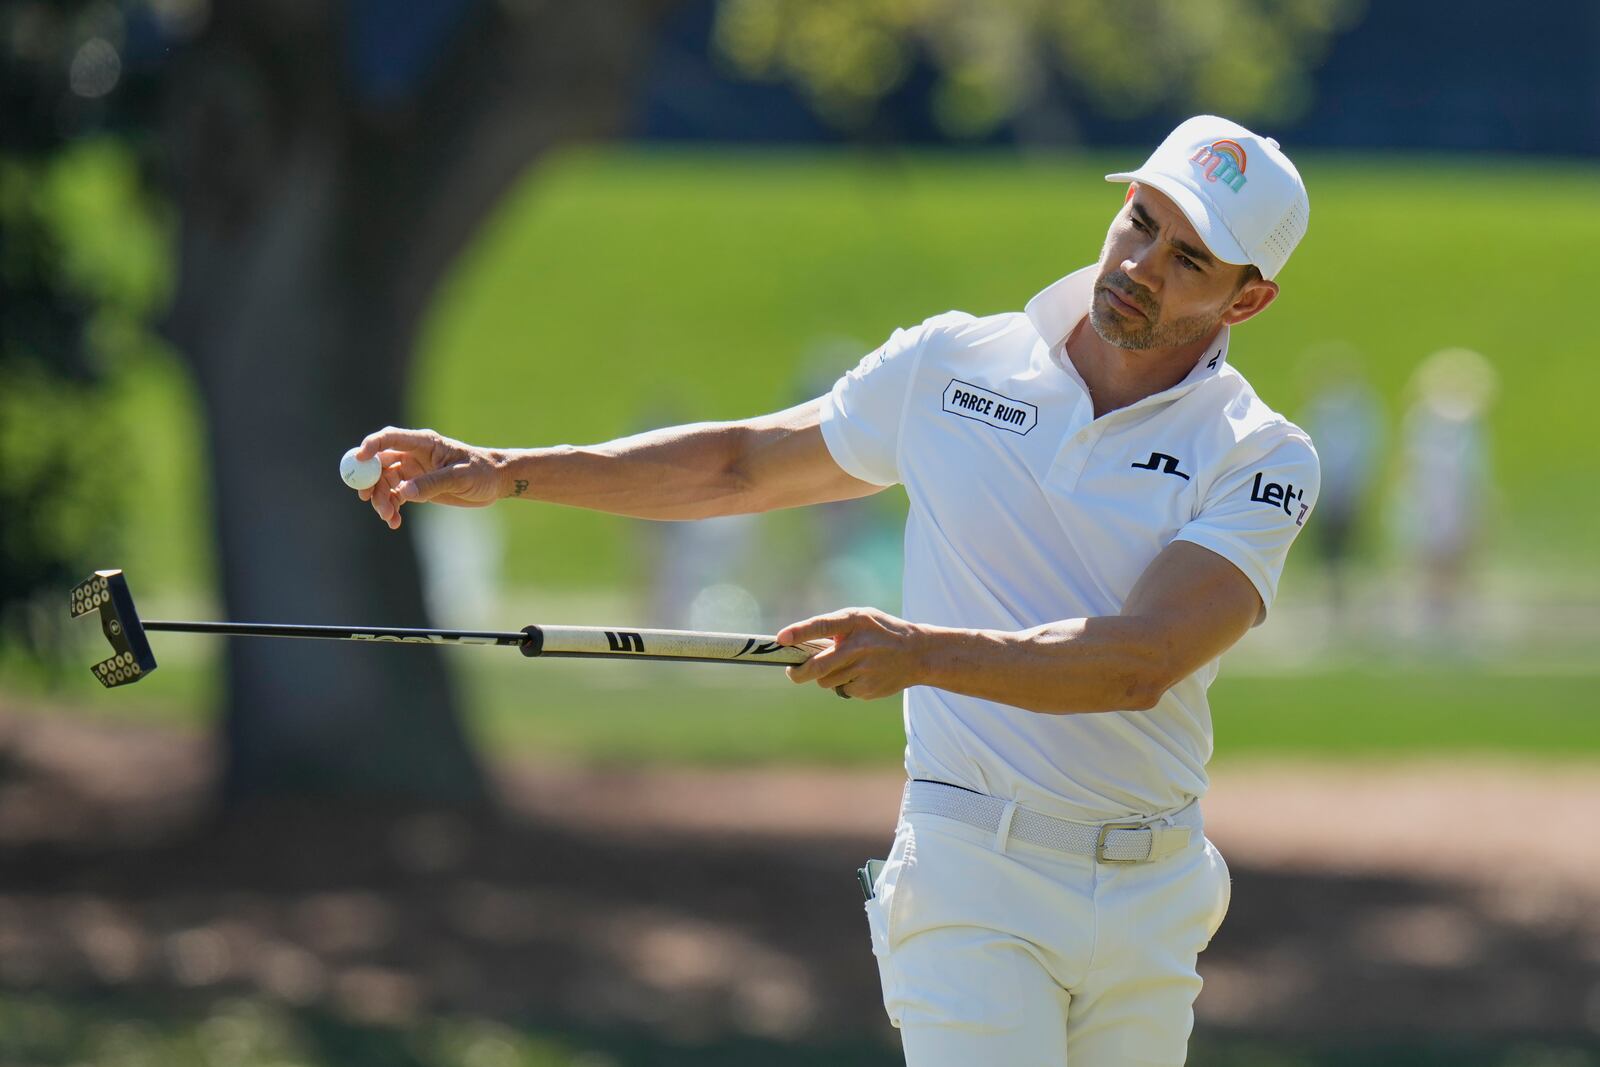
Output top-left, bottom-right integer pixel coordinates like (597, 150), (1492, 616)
(1094, 821), (1147, 864)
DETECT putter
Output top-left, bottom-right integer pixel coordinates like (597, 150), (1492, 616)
(70, 570), (825, 689)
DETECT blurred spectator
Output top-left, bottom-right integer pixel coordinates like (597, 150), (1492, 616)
(648, 514), (764, 631)
(1300, 344), (1383, 622)
(414, 506), (505, 629)
(629, 403), (764, 631)
(778, 338), (903, 623)
(1392, 348), (1499, 644)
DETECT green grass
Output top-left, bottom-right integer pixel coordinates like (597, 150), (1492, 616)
(7, 644), (1596, 766)
(0, 993), (1593, 1067)
(416, 149), (1600, 581)
(469, 660), (1600, 765)
(97, 147), (1600, 600)
(1212, 666), (1600, 760)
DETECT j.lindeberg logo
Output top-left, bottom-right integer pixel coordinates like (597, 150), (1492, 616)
(942, 380), (1037, 435)
(1131, 452), (1191, 481)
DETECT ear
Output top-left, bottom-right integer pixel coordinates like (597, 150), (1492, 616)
(1124, 184), (1137, 204)
(1220, 276), (1279, 327)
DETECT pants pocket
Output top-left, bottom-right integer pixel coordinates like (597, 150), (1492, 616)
(865, 820), (915, 954)
(1202, 837), (1233, 946)
(863, 821), (917, 1026)
(864, 894), (903, 1027)
(865, 889), (892, 957)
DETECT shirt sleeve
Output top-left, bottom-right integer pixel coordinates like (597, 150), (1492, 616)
(1174, 428), (1320, 619)
(817, 317), (947, 486)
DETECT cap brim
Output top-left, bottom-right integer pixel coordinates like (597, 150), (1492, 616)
(1105, 169), (1252, 269)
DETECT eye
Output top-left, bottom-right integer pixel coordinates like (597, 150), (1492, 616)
(1129, 214), (1149, 233)
(1175, 253), (1200, 272)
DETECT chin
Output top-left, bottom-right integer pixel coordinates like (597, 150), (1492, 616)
(1088, 305), (1154, 350)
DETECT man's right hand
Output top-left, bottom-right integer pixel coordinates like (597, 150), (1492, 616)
(353, 427), (508, 530)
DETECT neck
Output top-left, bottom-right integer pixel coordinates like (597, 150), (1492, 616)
(1063, 317), (1217, 418)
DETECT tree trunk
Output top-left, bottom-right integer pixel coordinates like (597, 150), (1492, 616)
(159, 0), (658, 806)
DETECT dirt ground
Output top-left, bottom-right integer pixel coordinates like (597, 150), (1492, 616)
(2, 702), (1599, 1048)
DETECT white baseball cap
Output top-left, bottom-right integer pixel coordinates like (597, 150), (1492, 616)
(1106, 115), (1309, 280)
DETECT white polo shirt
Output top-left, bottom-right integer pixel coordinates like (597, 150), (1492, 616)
(819, 266), (1320, 822)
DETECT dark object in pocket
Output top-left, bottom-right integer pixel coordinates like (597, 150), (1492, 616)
(857, 858), (886, 900)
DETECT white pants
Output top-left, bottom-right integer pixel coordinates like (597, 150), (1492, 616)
(865, 799), (1231, 1066)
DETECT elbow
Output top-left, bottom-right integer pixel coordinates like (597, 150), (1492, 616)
(663, 423), (756, 518)
(1122, 679), (1169, 712)
(1120, 655), (1183, 712)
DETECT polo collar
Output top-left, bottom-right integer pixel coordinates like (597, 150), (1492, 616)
(1024, 266), (1233, 387)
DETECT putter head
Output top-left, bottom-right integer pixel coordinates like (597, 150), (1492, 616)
(69, 570), (157, 688)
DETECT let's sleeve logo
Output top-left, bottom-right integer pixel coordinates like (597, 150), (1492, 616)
(1250, 471), (1310, 526)
(942, 380), (1037, 435)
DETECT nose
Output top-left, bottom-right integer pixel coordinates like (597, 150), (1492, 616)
(1122, 247), (1161, 294)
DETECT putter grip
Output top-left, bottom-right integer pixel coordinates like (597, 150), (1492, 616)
(519, 624), (822, 665)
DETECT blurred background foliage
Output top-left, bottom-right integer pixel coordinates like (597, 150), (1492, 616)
(713, 0), (1366, 136)
(1, 119), (173, 665)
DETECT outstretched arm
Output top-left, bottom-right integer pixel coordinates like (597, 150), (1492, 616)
(778, 540), (1261, 711)
(355, 398), (881, 529)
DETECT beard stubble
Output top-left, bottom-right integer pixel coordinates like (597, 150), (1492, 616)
(1089, 271), (1225, 352)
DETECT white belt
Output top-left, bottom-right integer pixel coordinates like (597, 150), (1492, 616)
(902, 780), (1196, 864)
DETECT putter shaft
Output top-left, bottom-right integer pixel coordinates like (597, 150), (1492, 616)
(74, 570), (819, 688)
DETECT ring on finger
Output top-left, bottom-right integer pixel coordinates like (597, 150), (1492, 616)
(834, 684), (851, 700)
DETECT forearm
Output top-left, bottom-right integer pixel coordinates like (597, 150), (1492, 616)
(496, 422), (759, 521)
(780, 544), (1257, 707)
(914, 617), (1178, 714)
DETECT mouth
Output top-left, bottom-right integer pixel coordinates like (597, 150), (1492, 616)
(1100, 285), (1149, 320)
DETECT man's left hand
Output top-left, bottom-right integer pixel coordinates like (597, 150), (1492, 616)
(777, 607), (928, 700)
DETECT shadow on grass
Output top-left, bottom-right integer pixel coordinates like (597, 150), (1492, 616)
(2, 709), (1599, 1065)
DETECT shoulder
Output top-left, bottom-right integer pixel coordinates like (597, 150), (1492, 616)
(899, 309), (1038, 367)
(858, 310), (1033, 383)
(901, 308), (1020, 344)
(1207, 366), (1318, 464)
(1185, 368), (1320, 498)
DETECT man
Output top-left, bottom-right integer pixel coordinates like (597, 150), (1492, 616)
(354, 114), (1317, 1065)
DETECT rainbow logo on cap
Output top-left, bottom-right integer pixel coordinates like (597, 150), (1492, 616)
(1190, 139), (1248, 193)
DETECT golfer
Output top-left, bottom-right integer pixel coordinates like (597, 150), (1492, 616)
(356, 114), (1318, 1065)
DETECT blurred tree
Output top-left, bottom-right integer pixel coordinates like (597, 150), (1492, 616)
(158, 1), (665, 806)
(3, 0), (662, 806)
(712, 0), (1366, 140)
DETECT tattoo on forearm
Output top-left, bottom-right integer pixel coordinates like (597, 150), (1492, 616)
(513, 479), (529, 497)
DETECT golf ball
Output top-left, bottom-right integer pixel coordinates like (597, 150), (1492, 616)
(340, 447), (382, 491)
